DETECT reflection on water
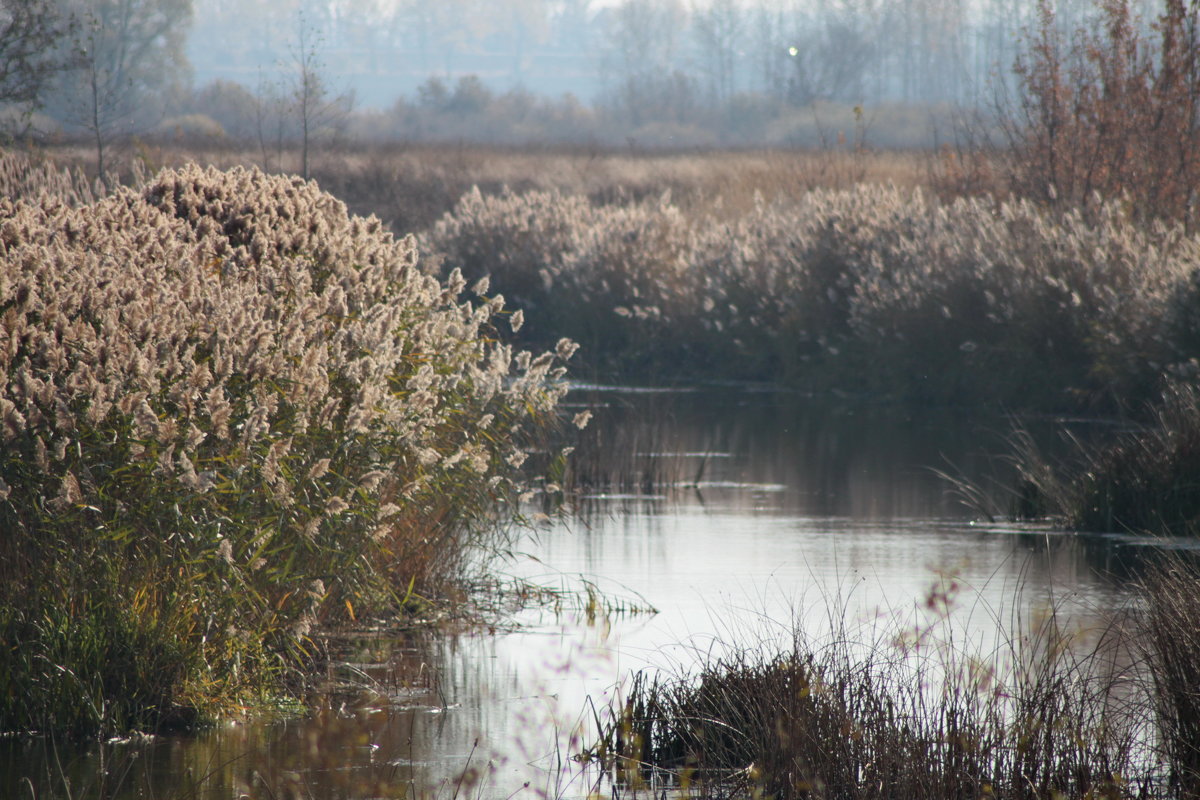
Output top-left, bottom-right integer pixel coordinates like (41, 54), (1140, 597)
(564, 387), (1022, 520)
(0, 388), (1153, 799)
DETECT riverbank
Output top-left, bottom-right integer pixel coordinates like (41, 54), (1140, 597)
(3, 387), (1158, 798)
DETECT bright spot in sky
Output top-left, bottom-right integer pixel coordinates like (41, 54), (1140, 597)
(788, 46), (799, 56)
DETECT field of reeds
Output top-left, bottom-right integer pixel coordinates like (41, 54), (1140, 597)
(588, 556), (1200, 800)
(47, 141), (1188, 415)
(0, 154), (576, 738)
(27, 142), (928, 230)
(14, 143), (1200, 530)
(424, 183), (1199, 412)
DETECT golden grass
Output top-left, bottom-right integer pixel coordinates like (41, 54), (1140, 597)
(29, 142), (931, 232)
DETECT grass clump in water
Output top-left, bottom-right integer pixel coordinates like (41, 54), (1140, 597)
(1144, 556), (1200, 797)
(0, 163), (574, 739)
(588, 586), (1164, 800)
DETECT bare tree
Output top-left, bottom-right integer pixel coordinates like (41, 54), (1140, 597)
(552, 0), (592, 51)
(50, 0), (192, 185)
(691, 0), (744, 106)
(286, 12), (353, 180)
(773, 0), (878, 104)
(253, 71), (288, 173)
(398, 0), (493, 74)
(600, 0), (687, 126)
(747, 0), (793, 106)
(0, 0), (73, 122)
(500, 0), (550, 85)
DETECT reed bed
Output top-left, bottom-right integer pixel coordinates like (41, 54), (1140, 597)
(28, 144), (929, 234)
(30, 143), (1200, 414)
(587, 560), (1200, 800)
(1143, 556), (1200, 797)
(424, 184), (1195, 411)
(0, 160), (575, 738)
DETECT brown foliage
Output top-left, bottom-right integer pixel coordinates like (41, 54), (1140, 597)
(1005, 0), (1200, 225)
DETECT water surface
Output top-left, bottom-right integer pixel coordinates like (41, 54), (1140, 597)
(2, 388), (1149, 799)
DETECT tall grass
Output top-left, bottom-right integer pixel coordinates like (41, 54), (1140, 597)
(1144, 556), (1200, 797)
(425, 184), (1195, 411)
(0, 162), (574, 738)
(26, 143), (930, 234)
(0, 149), (108, 207)
(1008, 383), (1200, 537)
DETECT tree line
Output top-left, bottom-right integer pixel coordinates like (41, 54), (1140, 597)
(186, 0), (1140, 111)
(1, 0), (347, 181)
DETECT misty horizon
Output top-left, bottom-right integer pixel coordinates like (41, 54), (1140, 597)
(186, 0), (1057, 111)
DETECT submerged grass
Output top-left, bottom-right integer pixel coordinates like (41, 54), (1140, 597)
(587, 559), (1200, 800)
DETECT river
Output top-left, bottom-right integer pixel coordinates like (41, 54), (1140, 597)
(1, 386), (1155, 799)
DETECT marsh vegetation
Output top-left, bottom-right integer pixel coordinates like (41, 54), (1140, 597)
(5, 1), (1200, 793)
(0, 159), (575, 739)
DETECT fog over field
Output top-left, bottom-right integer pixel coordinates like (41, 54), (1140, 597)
(186, 0), (1028, 109)
(0, 0), (1165, 151)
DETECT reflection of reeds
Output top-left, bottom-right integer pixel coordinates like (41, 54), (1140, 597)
(562, 389), (734, 517)
(567, 419), (698, 499)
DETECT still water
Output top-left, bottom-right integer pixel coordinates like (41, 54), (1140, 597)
(3, 387), (1154, 799)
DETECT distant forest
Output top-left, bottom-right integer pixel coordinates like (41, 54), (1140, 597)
(0, 0), (1179, 151)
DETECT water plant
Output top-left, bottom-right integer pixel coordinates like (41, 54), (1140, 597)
(0, 163), (574, 738)
(587, 576), (1165, 799)
(1008, 382), (1200, 538)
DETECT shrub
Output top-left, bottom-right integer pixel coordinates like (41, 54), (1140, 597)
(1003, 0), (1200, 226)
(0, 164), (572, 737)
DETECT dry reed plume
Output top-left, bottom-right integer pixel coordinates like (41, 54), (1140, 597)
(0, 159), (575, 737)
(425, 183), (1198, 410)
